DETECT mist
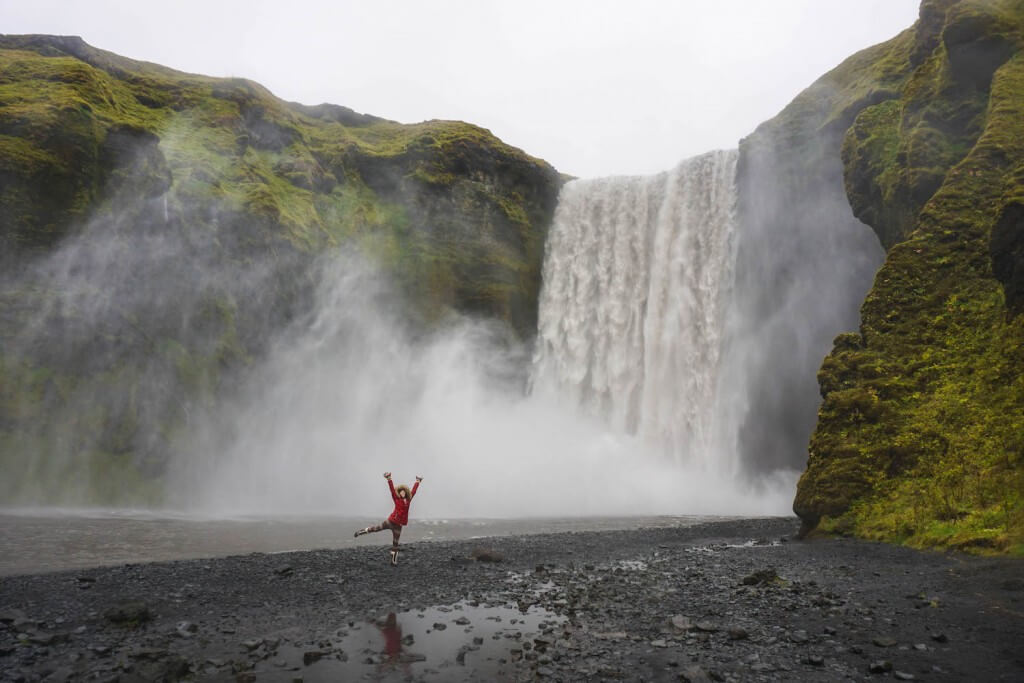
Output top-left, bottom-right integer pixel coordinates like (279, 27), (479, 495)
(170, 253), (796, 519)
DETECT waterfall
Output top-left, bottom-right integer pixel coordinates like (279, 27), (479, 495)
(532, 150), (739, 468)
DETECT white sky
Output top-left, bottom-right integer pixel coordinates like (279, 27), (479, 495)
(2, 0), (920, 178)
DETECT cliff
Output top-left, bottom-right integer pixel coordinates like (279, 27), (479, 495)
(789, 0), (1024, 553)
(0, 35), (561, 503)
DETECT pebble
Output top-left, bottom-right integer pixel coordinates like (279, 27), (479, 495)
(0, 518), (1019, 682)
(869, 660), (893, 673)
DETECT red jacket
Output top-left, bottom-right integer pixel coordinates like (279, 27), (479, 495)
(387, 479), (419, 526)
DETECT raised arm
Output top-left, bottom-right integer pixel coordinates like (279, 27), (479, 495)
(385, 472), (398, 502)
(410, 476), (422, 499)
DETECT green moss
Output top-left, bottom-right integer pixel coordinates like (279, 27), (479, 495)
(798, 2), (1024, 553)
(0, 34), (563, 504)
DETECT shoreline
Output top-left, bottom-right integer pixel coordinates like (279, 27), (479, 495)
(0, 513), (749, 578)
(1, 517), (1022, 681)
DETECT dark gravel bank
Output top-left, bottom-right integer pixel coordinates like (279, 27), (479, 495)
(1, 517), (1022, 682)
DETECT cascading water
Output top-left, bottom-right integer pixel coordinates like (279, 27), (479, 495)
(532, 150), (739, 470)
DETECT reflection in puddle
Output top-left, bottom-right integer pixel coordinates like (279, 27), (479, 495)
(266, 600), (565, 681)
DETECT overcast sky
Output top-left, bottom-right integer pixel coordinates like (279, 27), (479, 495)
(3, 1), (920, 178)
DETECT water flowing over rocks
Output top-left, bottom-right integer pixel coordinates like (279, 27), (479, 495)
(1, 518), (1021, 682)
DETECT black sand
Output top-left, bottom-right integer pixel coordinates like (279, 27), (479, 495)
(1, 517), (1022, 682)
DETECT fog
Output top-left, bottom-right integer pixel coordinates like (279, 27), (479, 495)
(0, 1), (906, 519)
(171, 254), (797, 518)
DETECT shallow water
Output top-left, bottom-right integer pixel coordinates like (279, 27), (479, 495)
(0, 509), (730, 576)
(249, 600), (566, 682)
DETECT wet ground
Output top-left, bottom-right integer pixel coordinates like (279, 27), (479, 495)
(0, 511), (727, 576)
(1, 517), (1023, 682)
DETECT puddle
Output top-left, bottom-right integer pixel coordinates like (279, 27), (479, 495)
(254, 600), (566, 681)
(685, 539), (780, 555)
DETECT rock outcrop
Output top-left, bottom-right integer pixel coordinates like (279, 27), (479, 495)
(0, 35), (561, 504)
(791, 0), (1024, 552)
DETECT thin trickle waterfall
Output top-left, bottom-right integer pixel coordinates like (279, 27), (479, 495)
(531, 149), (738, 468)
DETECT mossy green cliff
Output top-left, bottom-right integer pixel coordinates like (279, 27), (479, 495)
(789, 0), (1024, 553)
(0, 35), (560, 504)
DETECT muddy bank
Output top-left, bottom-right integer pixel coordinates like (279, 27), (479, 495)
(1, 517), (1022, 681)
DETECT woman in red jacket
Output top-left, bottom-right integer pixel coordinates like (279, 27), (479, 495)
(354, 472), (422, 565)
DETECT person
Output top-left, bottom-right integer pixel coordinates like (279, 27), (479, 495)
(354, 472), (422, 565)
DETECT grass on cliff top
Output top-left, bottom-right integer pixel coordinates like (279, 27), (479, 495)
(0, 49), (170, 135)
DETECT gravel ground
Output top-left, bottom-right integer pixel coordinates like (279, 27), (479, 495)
(1, 517), (1022, 682)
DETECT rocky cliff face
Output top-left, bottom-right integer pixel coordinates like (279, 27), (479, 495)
(790, 0), (1024, 553)
(0, 35), (561, 504)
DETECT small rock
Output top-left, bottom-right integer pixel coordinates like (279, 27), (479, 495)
(471, 548), (504, 563)
(0, 609), (25, 624)
(432, 623), (447, 631)
(453, 616), (470, 626)
(804, 655), (824, 666)
(303, 650), (326, 665)
(670, 615), (693, 631)
(680, 666), (712, 683)
(42, 666), (73, 682)
(176, 621), (198, 638)
(400, 652), (426, 663)
(873, 636), (897, 648)
(727, 627), (749, 641)
(594, 631), (627, 640)
(869, 660), (893, 674)
(894, 672), (915, 681)
(789, 630), (809, 644)
(741, 569), (779, 586)
(913, 643), (927, 651)
(103, 602), (152, 625)
(131, 647), (169, 660)
(274, 565), (294, 577)
(28, 631), (69, 646)
(695, 621), (719, 633)
(241, 639), (263, 651)
(650, 639), (667, 648)
(930, 632), (949, 643)
(537, 667), (554, 677)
